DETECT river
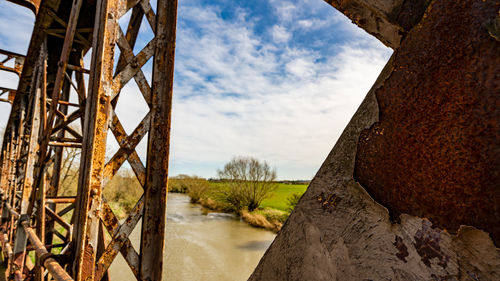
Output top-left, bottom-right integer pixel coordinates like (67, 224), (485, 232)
(108, 193), (276, 280)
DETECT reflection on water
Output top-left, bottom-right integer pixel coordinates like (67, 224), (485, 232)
(108, 193), (276, 281)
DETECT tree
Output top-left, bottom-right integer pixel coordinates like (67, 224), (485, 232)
(182, 175), (210, 203)
(286, 192), (302, 212)
(218, 156), (277, 211)
(59, 147), (81, 196)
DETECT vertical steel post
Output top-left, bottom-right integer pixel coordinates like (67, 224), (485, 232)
(72, 0), (117, 279)
(140, 0), (178, 279)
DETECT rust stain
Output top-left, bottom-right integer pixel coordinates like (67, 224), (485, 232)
(393, 235), (409, 262)
(317, 192), (341, 213)
(413, 221), (450, 269)
(354, 0), (500, 246)
(81, 244), (94, 280)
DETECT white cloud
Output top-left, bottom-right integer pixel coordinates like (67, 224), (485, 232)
(296, 18), (331, 30)
(0, 1), (392, 180)
(0, 2), (34, 129)
(271, 25), (291, 44)
(285, 57), (316, 77)
(270, 1), (297, 22)
(164, 4), (392, 179)
(298, 19), (313, 28)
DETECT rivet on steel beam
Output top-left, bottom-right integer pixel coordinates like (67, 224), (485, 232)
(131, 58), (138, 68)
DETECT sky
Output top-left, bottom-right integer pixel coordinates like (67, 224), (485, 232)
(0, 0), (392, 180)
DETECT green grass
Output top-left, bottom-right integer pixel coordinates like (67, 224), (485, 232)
(260, 184), (308, 211)
(206, 182), (308, 212)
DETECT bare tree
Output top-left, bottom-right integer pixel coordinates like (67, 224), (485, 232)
(59, 147), (81, 195)
(218, 156), (277, 211)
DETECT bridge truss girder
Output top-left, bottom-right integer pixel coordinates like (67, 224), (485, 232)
(0, 0), (177, 280)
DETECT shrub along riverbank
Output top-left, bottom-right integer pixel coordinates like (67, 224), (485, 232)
(57, 157), (308, 232)
(59, 168), (308, 232)
(169, 177), (308, 232)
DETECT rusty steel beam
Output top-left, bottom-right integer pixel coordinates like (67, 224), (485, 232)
(323, 0), (429, 49)
(22, 221), (73, 281)
(0, 49), (25, 76)
(0, 47), (23, 105)
(43, 0), (83, 140)
(71, 0), (117, 278)
(2, 0), (89, 279)
(140, 0), (177, 279)
(0, 0), (178, 278)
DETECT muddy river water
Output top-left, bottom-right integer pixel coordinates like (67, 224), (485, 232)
(108, 193), (276, 280)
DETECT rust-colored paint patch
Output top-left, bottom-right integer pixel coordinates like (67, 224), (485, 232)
(354, 0), (500, 245)
(317, 192), (341, 213)
(81, 244), (94, 280)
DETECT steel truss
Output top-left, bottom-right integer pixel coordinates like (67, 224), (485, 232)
(0, 0), (178, 279)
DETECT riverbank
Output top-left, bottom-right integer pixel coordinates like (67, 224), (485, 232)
(109, 193), (276, 281)
(59, 167), (309, 233)
(181, 182), (308, 233)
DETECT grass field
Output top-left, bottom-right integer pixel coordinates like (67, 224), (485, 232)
(260, 184), (308, 211)
(207, 182), (308, 212)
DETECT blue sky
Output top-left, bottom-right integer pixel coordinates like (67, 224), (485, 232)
(0, 0), (392, 180)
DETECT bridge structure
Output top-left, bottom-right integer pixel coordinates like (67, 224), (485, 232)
(0, 0), (499, 280)
(0, 0), (176, 279)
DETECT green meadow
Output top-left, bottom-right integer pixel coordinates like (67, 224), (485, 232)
(259, 183), (308, 211)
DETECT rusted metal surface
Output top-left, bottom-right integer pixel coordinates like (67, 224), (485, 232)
(95, 197), (143, 280)
(354, 0), (500, 246)
(71, 0), (115, 277)
(0, 49), (25, 76)
(323, 0), (429, 49)
(140, 0), (177, 279)
(0, 49), (24, 106)
(1, 0), (178, 279)
(22, 221), (73, 281)
(45, 197), (76, 204)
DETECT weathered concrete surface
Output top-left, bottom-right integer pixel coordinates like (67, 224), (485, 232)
(249, 1), (500, 280)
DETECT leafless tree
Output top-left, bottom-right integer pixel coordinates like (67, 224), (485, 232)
(59, 147), (81, 195)
(218, 156), (277, 211)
